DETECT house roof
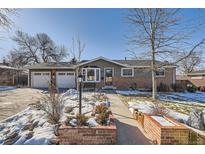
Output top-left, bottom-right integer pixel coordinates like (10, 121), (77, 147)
(28, 56), (176, 69)
(187, 69), (205, 75)
(113, 59), (173, 67)
(176, 75), (188, 80)
(27, 62), (77, 69)
(0, 65), (18, 70)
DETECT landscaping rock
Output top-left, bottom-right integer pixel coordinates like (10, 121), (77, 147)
(3, 131), (20, 145)
(69, 119), (77, 127)
(22, 121), (38, 131)
(32, 121), (39, 128)
(64, 106), (73, 113)
(0, 125), (5, 131)
(64, 89), (77, 97)
(22, 123), (33, 131)
(54, 124), (60, 136)
(187, 109), (205, 130)
(87, 118), (98, 127)
(3, 129), (10, 136)
(25, 131), (34, 140)
(48, 138), (59, 145)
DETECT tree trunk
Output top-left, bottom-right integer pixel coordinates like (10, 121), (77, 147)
(151, 50), (157, 100)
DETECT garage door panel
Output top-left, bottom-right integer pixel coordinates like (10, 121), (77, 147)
(31, 72), (51, 88)
(56, 71), (75, 88)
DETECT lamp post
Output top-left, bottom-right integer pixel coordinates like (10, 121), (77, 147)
(78, 74), (83, 115)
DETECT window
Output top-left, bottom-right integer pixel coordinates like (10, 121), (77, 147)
(121, 68), (134, 77)
(34, 73), (41, 75)
(82, 68), (101, 82)
(42, 73), (49, 76)
(58, 73), (66, 75)
(156, 69), (165, 77)
(67, 72), (74, 76)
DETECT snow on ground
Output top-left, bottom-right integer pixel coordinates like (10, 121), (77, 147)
(127, 100), (189, 123)
(0, 86), (16, 92)
(0, 107), (56, 145)
(128, 100), (154, 114)
(0, 89), (106, 145)
(116, 90), (149, 96)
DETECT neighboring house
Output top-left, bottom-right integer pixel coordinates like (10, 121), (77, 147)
(187, 70), (205, 91)
(176, 70), (205, 91)
(0, 61), (28, 86)
(0, 62), (17, 86)
(27, 56), (176, 90)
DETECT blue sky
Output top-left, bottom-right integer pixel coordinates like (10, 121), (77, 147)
(0, 8), (205, 62)
(0, 9), (129, 61)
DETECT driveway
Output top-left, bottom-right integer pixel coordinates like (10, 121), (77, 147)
(107, 94), (151, 145)
(0, 88), (44, 121)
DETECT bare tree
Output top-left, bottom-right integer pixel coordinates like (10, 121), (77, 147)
(0, 9), (18, 30)
(178, 51), (202, 74)
(70, 36), (86, 62)
(8, 31), (68, 67)
(36, 33), (68, 63)
(126, 9), (205, 100)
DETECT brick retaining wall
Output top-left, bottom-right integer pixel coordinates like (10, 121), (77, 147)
(143, 114), (189, 145)
(58, 124), (117, 145)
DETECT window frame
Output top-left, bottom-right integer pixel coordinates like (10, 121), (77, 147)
(121, 68), (134, 77)
(82, 68), (101, 83)
(156, 69), (165, 77)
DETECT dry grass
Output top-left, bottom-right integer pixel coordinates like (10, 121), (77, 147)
(118, 94), (205, 116)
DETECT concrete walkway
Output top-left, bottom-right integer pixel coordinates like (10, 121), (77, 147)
(107, 94), (151, 145)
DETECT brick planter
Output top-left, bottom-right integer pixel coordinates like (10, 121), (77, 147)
(58, 122), (117, 145)
(143, 114), (189, 145)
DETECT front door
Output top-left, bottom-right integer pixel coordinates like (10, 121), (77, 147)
(104, 68), (113, 86)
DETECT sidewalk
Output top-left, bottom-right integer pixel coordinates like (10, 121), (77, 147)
(107, 94), (151, 145)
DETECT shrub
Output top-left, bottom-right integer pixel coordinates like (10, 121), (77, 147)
(151, 102), (168, 116)
(95, 105), (108, 114)
(92, 93), (108, 102)
(171, 83), (185, 92)
(96, 112), (109, 125)
(130, 83), (138, 90)
(186, 84), (197, 93)
(76, 114), (88, 126)
(157, 82), (170, 92)
(36, 89), (64, 124)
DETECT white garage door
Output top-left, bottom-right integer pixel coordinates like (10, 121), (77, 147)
(56, 72), (76, 88)
(31, 72), (51, 88)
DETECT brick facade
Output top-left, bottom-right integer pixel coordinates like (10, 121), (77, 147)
(143, 114), (189, 145)
(79, 59), (176, 90)
(187, 75), (205, 88)
(58, 124), (117, 145)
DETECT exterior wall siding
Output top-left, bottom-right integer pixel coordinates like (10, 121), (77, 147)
(79, 59), (176, 90)
(28, 59), (176, 90)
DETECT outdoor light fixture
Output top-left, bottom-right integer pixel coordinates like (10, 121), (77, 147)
(78, 74), (83, 115)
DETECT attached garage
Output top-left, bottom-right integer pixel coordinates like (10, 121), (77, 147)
(31, 72), (51, 88)
(56, 71), (76, 89)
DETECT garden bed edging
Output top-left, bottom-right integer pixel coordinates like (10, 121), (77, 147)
(58, 122), (117, 145)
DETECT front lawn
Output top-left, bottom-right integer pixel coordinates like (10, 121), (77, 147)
(116, 90), (205, 130)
